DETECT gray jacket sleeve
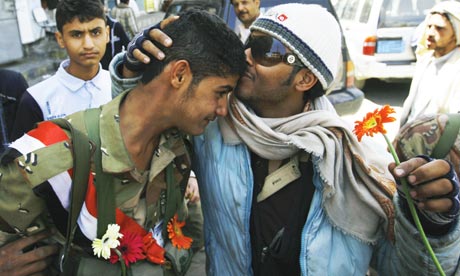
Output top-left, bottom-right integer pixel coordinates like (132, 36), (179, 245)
(372, 194), (460, 275)
(109, 53), (141, 98)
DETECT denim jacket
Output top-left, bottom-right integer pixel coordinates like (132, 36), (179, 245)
(194, 120), (460, 276)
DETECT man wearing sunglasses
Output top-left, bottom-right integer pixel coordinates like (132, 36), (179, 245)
(112, 3), (460, 276)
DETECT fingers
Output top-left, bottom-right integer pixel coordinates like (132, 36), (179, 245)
(22, 244), (59, 262)
(11, 255), (55, 276)
(1, 231), (52, 253)
(132, 28), (173, 63)
(186, 177), (200, 203)
(392, 157), (456, 213)
(160, 15), (179, 29)
(410, 177), (453, 199)
(132, 48), (151, 64)
(392, 158), (450, 186)
(0, 242), (59, 276)
(409, 159), (451, 186)
(417, 198), (452, 213)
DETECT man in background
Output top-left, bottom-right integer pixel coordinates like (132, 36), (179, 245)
(400, 1), (460, 126)
(101, 14), (130, 69)
(231, 0), (260, 42)
(0, 69), (28, 153)
(111, 0), (139, 39)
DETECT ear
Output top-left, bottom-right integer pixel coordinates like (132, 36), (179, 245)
(55, 31), (65, 48)
(105, 25), (110, 44)
(295, 69), (318, 92)
(170, 60), (191, 88)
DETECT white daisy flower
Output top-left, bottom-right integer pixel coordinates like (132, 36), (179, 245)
(92, 224), (124, 259)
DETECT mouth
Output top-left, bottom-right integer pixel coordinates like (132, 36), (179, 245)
(81, 52), (99, 58)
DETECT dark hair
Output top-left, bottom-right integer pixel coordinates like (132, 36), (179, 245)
(141, 9), (247, 85)
(302, 81), (324, 102)
(56, 0), (106, 32)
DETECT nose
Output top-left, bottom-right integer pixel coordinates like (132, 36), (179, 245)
(216, 96), (228, 117)
(83, 34), (95, 49)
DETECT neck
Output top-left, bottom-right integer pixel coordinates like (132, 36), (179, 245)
(119, 85), (172, 170)
(66, 63), (100, 81)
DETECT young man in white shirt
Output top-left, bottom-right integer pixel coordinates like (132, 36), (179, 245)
(11, 0), (111, 140)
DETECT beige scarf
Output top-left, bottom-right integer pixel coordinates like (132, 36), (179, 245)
(220, 95), (397, 243)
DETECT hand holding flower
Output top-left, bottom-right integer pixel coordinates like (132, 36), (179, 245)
(353, 105), (448, 276)
(389, 157), (457, 214)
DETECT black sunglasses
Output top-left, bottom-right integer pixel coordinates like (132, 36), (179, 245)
(244, 35), (305, 67)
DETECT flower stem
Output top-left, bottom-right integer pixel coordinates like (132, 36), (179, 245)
(114, 249), (127, 276)
(383, 134), (445, 276)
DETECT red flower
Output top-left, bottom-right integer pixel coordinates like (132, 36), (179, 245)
(353, 105), (396, 141)
(110, 230), (146, 267)
(143, 234), (166, 264)
(167, 214), (193, 250)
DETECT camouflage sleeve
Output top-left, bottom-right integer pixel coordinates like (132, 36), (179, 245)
(393, 113), (460, 176)
(0, 141), (73, 236)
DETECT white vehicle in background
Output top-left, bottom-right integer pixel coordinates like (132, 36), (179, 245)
(334, 0), (442, 89)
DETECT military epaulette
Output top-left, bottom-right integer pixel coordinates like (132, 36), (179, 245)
(15, 141), (73, 187)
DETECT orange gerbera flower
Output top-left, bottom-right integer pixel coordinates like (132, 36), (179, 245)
(353, 105), (396, 141)
(142, 233), (165, 265)
(167, 214), (193, 250)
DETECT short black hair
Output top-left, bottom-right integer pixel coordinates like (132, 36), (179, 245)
(141, 9), (247, 85)
(56, 0), (106, 32)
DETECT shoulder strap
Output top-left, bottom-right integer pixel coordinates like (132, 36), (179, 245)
(51, 118), (91, 272)
(431, 113), (460, 159)
(84, 108), (116, 238)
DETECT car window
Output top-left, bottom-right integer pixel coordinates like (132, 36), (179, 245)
(335, 0), (361, 21)
(380, 0), (438, 27)
(359, 0), (373, 23)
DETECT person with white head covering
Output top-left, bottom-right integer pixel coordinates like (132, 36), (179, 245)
(112, 3), (460, 275)
(400, 0), (460, 126)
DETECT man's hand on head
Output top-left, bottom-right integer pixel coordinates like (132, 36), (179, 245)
(122, 16), (178, 77)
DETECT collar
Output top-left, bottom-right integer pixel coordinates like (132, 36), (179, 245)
(57, 59), (105, 93)
(96, 91), (184, 183)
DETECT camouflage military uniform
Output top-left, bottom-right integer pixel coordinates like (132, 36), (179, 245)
(0, 91), (194, 275)
(393, 113), (460, 176)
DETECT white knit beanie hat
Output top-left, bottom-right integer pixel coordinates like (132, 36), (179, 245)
(250, 3), (342, 90)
